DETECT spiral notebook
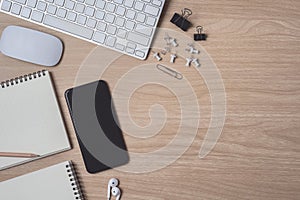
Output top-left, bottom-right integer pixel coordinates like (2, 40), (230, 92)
(0, 70), (70, 170)
(0, 161), (84, 199)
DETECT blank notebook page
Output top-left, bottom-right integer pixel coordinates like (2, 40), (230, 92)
(0, 70), (70, 170)
(0, 161), (83, 199)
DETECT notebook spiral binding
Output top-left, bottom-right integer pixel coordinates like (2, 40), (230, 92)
(66, 162), (84, 200)
(0, 70), (47, 89)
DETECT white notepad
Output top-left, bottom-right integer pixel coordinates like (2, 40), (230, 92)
(0, 161), (83, 199)
(0, 70), (71, 170)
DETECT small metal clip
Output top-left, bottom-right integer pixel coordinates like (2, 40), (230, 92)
(194, 26), (207, 41)
(156, 64), (183, 80)
(170, 8), (193, 31)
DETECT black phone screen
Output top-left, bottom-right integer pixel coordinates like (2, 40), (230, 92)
(65, 80), (129, 173)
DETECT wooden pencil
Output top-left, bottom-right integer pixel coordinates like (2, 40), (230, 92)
(0, 152), (40, 158)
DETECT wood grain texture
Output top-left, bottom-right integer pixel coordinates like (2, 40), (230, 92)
(0, 0), (300, 199)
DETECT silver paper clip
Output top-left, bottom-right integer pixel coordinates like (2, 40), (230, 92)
(156, 64), (183, 80)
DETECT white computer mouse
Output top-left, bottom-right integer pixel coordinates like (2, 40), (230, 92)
(0, 26), (63, 67)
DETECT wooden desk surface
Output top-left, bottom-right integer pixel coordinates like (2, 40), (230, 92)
(1, 0), (300, 199)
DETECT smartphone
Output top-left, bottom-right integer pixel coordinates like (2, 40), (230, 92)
(65, 80), (129, 173)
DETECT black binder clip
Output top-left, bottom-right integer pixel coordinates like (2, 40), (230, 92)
(194, 26), (207, 41)
(170, 8), (192, 32)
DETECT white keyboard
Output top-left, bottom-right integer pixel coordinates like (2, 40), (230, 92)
(0, 0), (165, 60)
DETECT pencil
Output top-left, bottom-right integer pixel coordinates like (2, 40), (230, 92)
(0, 152), (40, 158)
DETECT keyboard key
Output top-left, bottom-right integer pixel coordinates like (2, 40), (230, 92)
(135, 50), (145, 58)
(1, 0), (12, 11)
(124, 0), (133, 8)
(115, 17), (125, 27)
(105, 2), (115, 12)
(77, 0), (84, 2)
(11, 4), (22, 15)
(87, 18), (96, 28)
(55, 0), (65, 6)
(126, 9), (136, 19)
(136, 13), (145, 22)
(85, 6), (95, 17)
(106, 36), (116, 47)
(113, 0), (123, 4)
(15, 0), (26, 5)
(37, 1), (47, 12)
(65, 0), (75, 10)
(95, 0), (105, 9)
(115, 6), (125, 16)
(134, 1), (144, 11)
(47, 4), (57, 14)
(93, 31), (106, 43)
(85, 0), (95, 6)
(96, 21), (106, 31)
(127, 42), (136, 49)
(77, 14), (87, 25)
(152, 0), (161, 6)
(146, 16), (156, 26)
(75, 3), (84, 13)
(107, 24), (117, 35)
(125, 20), (135, 30)
(117, 28), (127, 38)
(127, 32), (149, 46)
(57, 8), (67, 18)
(144, 4), (159, 16)
(115, 43), (125, 51)
(104, 13), (115, 23)
(67, 11), (77, 21)
(45, 0), (54, 3)
(31, 10), (44, 22)
(27, 0), (37, 8)
(135, 24), (152, 36)
(126, 47), (134, 54)
(44, 15), (94, 39)
(21, 6), (32, 18)
(95, 10), (105, 19)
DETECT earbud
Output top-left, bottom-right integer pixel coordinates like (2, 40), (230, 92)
(107, 178), (119, 200)
(111, 187), (121, 200)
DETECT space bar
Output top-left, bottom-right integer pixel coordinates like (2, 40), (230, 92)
(44, 15), (93, 40)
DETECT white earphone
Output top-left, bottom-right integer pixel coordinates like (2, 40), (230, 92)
(111, 186), (121, 200)
(107, 178), (121, 200)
